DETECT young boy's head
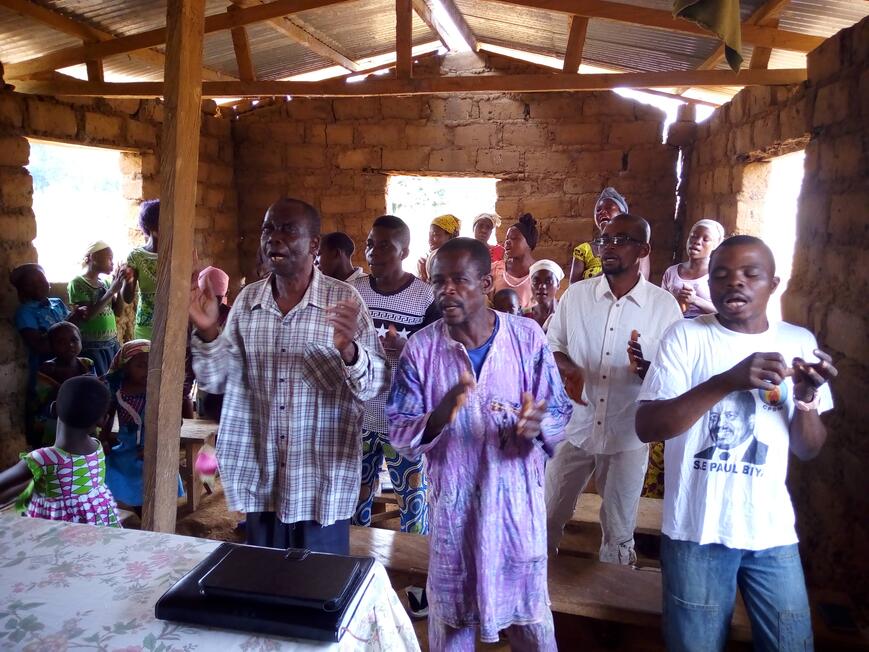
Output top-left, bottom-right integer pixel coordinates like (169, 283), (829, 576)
(10, 263), (50, 302)
(84, 241), (114, 274)
(56, 375), (111, 430)
(318, 232), (355, 280)
(367, 215), (411, 279)
(47, 322), (82, 362)
(492, 288), (521, 316)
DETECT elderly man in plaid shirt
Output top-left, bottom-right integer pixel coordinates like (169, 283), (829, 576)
(189, 197), (389, 553)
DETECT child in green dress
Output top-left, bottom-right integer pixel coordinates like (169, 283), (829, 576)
(68, 241), (126, 376)
(122, 200), (159, 340)
(0, 375), (121, 527)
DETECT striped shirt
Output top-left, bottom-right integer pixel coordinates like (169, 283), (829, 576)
(191, 268), (389, 526)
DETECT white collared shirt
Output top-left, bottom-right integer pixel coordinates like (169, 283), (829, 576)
(547, 274), (682, 453)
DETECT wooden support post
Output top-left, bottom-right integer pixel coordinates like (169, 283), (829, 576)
(84, 46), (104, 82)
(140, 0), (205, 533)
(396, 0), (413, 80)
(229, 7), (256, 81)
(562, 16), (588, 73)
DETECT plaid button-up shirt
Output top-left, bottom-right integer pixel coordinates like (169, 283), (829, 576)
(191, 268), (389, 526)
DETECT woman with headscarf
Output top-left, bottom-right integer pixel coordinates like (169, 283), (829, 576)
(184, 266), (232, 421)
(102, 340), (183, 512)
(661, 219), (725, 318)
(491, 213), (538, 311)
(570, 187), (647, 283)
(524, 259), (564, 332)
(418, 214), (461, 282)
(472, 212), (505, 263)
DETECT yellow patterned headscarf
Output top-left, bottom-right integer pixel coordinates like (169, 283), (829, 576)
(108, 339), (151, 376)
(431, 214), (460, 237)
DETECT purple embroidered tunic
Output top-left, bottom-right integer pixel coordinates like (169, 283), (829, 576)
(387, 312), (572, 641)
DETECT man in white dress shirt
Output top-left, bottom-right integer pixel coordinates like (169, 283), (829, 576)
(545, 213), (682, 563)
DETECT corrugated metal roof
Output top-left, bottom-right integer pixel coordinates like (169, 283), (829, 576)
(295, 0), (435, 61)
(0, 0), (866, 85)
(0, 6), (80, 63)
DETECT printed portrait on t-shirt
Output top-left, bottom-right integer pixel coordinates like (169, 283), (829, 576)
(694, 391), (768, 466)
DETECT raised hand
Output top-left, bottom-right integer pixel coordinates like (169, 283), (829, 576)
(517, 392), (547, 440)
(720, 352), (792, 393)
(189, 270), (220, 340)
(627, 330), (650, 379)
(561, 359), (588, 406)
(677, 285), (696, 306)
(109, 263), (127, 294)
(441, 371), (476, 424)
(326, 299), (361, 364)
(792, 349), (838, 402)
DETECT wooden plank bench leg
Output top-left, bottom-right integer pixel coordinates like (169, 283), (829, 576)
(182, 439), (204, 512)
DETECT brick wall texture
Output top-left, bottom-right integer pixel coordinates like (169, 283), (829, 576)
(231, 91), (679, 283)
(678, 17), (869, 603)
(0, 93), (239, 467)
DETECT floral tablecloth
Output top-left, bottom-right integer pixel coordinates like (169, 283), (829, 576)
(0, 514), (420, 652)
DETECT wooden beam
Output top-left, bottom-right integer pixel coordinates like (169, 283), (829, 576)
(480, 0), (821, 53)
(11, 68), (807, 97)
(0, 0), (235, 82)
(562, 16), (589, 73)
(84, 52), (104, 82)
(4, 0), (349, 79)
(140, 0), (205, 533)
(230, 0), (360, 72)
(677, 0), (792, 93)
(411, 0), (447, 49)
(438, 0), (479, 52)
(396, 0), (413, 79)
(228, 8), (256, 82)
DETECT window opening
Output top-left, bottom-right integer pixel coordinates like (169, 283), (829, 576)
(27, 140), (132, 283)
(386, 175), (498, 274)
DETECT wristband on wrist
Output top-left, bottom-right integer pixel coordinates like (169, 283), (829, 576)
(794, 392), (820, 412)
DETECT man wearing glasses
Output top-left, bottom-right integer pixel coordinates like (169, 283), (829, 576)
(545, 213), (682, 563)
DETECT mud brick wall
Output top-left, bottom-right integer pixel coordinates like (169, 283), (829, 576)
(678, 17), (869, 603)
(232, 89), (679, 282)
(0, 91), (238, 468)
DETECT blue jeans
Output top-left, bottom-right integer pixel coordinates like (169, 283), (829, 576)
(660, 535), (813, 652)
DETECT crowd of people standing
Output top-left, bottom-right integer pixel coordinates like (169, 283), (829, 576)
(2, 187), (838, 652)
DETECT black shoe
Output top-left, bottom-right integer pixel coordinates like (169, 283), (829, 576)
(406, 586), (428, 619)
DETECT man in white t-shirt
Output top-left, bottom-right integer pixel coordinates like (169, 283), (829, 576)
(546, 214), (682, 563)
(637, 235), (837, 651)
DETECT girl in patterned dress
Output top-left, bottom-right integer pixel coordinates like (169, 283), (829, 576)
(121, 200), (159, 340)
(0, 376), (121, 527)
(102, 340), (183, 512)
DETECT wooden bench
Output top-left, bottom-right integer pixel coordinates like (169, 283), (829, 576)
(179, 418), (218, 513)
(349, 526), (753, 642)
(572, 493), (663, 536)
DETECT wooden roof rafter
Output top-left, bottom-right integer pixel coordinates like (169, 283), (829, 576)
(0, 0), (237, 82)
(410, 0), (448, 50)
(3, 0), (350, 80)
(562, 15), (589, 73)
(437, 0), (480, 52)
(675, 0), (794, 94)
(478, 0), (823, 53)
(10, 67), (807, 98)
(229, 0), (361, 72)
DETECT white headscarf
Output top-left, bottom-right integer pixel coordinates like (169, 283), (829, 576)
(85, 240), (111, 256)
(691, 219), (725, 244)
(473, 212), (502, 228)
(529, 259), (565, 285)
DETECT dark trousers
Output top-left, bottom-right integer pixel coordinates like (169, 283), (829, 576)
(245, 512), (350, 555)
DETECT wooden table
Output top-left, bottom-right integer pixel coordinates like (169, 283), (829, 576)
(0, 514), (421, 651)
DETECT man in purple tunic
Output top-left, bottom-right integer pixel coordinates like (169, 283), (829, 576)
(387, 238), (572, 651)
